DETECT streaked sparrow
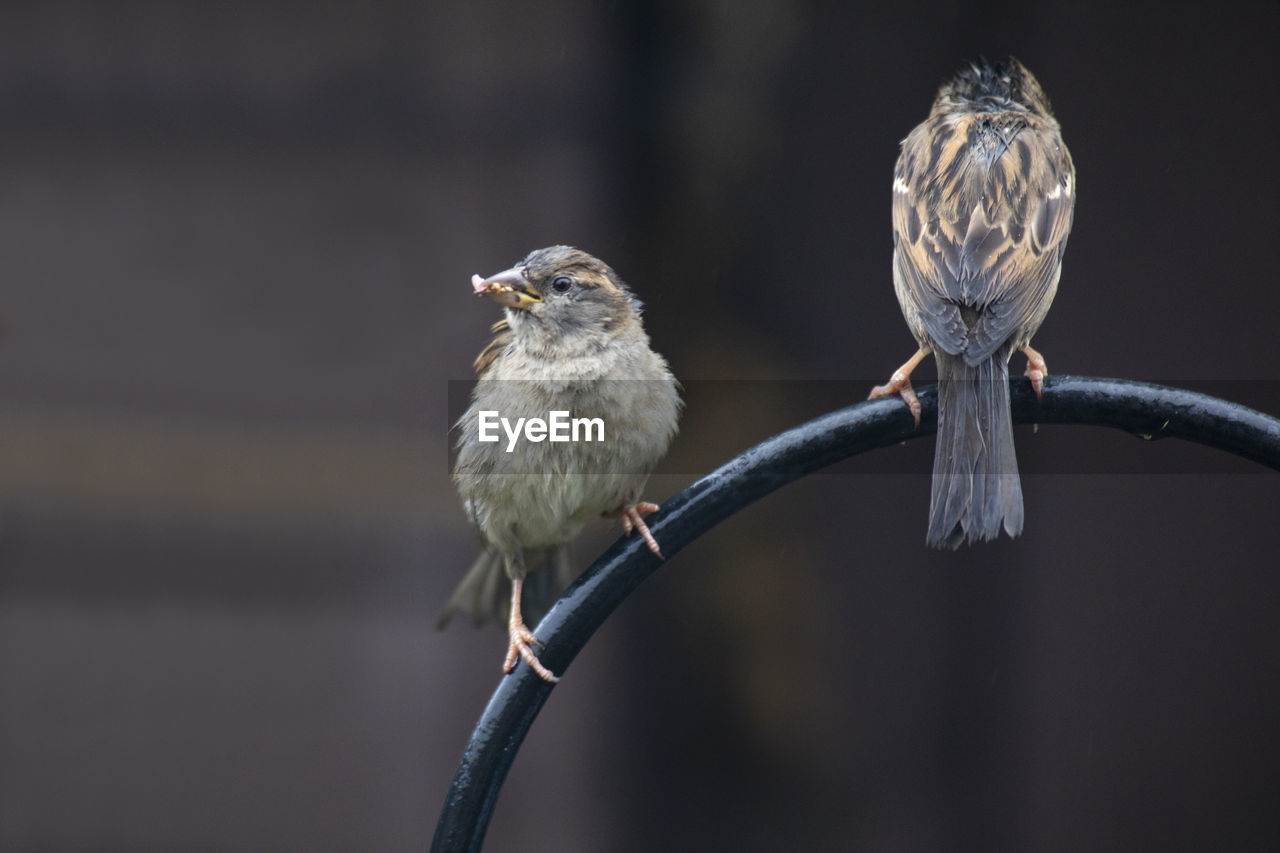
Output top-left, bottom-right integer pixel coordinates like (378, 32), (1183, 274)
(869, 57), (1076, 547)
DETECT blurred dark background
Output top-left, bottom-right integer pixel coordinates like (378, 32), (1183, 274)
(2, 1), (1278, 851)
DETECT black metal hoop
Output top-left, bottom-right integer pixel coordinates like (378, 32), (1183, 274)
(431, 376), (1280, 852)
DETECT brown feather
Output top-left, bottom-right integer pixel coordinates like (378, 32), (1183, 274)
(882, 57), (1076, 548)
(473, 318), (512, 377)
(893, 85), (1074, 364)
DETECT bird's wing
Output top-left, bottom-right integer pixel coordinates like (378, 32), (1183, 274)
(893, 116), (1074, 363)
(473, 319), (513, 377)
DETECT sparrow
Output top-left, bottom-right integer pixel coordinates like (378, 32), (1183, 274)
(442, 246), (681, 682)
(869, 57), (1076, 548)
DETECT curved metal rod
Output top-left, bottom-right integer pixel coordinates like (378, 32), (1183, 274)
(431, 375), (1280, 852)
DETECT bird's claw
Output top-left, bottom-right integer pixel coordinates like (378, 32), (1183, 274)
(1021, 345), (1048, 403)
(504, 573), (559, 682)
(504, 622), (559, 683)
(869, 348), (929, 429)
(869, 372), (922, 428)
(609, 502), (664, 558)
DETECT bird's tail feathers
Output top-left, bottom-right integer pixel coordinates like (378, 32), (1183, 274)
(927, 350), (1023, 548)
(436, 545), (574, 630)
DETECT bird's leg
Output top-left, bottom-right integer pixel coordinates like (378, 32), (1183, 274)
(604, 502), (663, 558)
(868, 347), (930, 428)
(1021, 344), (1048, 402)
(503, 561), (559, 683)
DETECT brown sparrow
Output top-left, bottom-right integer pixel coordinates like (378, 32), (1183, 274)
(442, 246), (681, 681)
(869, 57), (1076, 547)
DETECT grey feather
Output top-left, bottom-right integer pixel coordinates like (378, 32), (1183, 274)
(928, 349), (1023, 548)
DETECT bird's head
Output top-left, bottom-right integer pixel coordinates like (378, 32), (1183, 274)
(471, 245), (641, 343)
(934, 56), (1054, 119)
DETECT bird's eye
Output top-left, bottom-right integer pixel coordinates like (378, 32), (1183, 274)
(551, 276), (573, 293)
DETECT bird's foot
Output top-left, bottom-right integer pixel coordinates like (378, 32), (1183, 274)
(869, 372), (922, 428)
(868, 347), (929, 428)
(504, 617), (559, 683)
(1021, 344), (1048, 402)
(504, 574), (559, 682)
(606, 502), (664, 558)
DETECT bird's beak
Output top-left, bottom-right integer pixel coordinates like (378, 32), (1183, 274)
(470, 268), (543, 311)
